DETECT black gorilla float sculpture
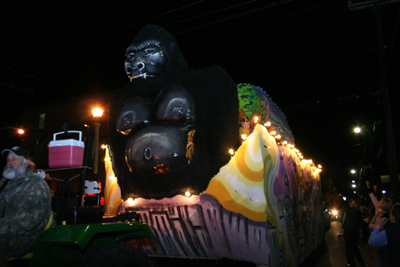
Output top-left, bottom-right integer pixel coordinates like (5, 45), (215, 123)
(109, 25), (240, 200)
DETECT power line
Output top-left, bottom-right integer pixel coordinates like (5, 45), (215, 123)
(32, 1), (206, 62)
(281, 90), (381, 110)
(38, 0), (345, 74)
(173, 0), (293, 35)
(179, 2), (345, 51)
(34, 1), (266, 71)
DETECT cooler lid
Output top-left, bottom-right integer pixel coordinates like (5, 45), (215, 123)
(49, 139), (85, 148)
(49, 130), (85, 148)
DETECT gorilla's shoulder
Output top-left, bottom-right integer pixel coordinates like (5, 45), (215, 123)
(191, 65), (232, 79)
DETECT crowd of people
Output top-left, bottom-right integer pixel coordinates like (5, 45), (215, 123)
(340, 181), (400, 267)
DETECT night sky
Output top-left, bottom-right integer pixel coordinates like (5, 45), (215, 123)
(1, 0), (399, 196)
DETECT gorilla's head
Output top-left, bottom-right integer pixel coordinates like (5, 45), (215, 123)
(124, 25), (187, 81)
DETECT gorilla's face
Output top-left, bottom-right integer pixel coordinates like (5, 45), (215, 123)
(124, 40), (168, 80)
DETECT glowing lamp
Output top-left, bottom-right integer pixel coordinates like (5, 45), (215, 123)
(264, 121), (271, 127)
(354, 127), (361, 133)
(382, 190), (386, 194)
(17, 129), (24, 135)
(352, 184), (357, 188)
(254, 116), (259, 123)
(101, 144), (107, 149)
(351, 169), (356, 174)
(352, 180), (356, 183)
(185, 191), (191, 198)
(332, 210), (338, 216)
(229, 149), (235, 156)
(241, 134), (247, 140)
(92, 108), (103, 118)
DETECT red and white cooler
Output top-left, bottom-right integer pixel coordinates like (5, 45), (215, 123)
(48, 131), (85, 168)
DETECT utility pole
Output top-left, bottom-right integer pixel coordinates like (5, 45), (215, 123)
(348, 0), (400, 195)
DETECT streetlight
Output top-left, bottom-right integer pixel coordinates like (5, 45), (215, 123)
(92, 108), (103, 174)
(0, 127), (24, 134)
(0, 127), (25, 145)
(353, 122), (378, 192)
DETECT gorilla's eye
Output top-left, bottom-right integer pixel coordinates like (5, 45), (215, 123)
(145, 48), (156, 54)
(126, 53), (136, 60)
(123, 117), (131, 125)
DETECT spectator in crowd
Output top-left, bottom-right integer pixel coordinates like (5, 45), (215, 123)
(369, 204), (400, 267)
(366, 181), (393, 267)
(369, 196), (392, 267)
(359, 199), (371, 243)
(0, 146), (52, 265)
(366, 181), (382, 212)
(342, 199), (366, 267)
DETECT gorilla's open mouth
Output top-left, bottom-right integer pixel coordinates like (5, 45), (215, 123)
(128, 72), (155, 82)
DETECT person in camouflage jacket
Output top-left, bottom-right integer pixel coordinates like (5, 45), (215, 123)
(0, 146), (51, 265)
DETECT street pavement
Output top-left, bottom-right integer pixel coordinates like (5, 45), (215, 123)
(153, 220), (379, 267)
(301, 220), (378, 267)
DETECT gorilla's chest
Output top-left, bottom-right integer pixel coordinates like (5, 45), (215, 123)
(115, 84), (196, 176)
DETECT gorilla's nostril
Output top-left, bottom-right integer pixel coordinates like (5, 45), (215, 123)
(144, 147), (152, 160)
(136, 62), (145, 71)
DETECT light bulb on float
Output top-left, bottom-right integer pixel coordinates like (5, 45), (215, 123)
(254, 116), (259, 124)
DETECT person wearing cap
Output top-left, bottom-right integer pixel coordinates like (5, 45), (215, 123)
(0, 146), (51, 264)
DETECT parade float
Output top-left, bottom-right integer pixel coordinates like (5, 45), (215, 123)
(105, 25), (324, 267)
(24, 24), (324, 267)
